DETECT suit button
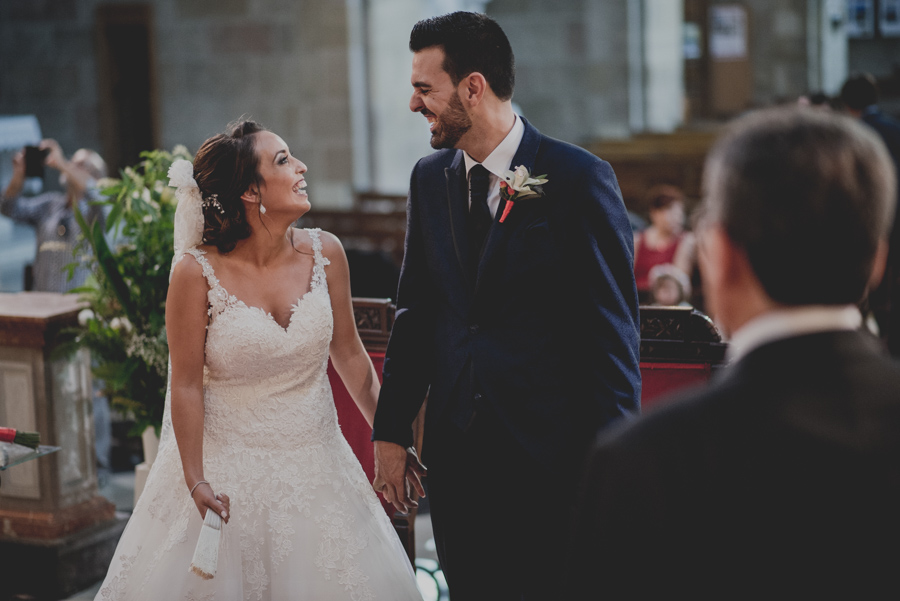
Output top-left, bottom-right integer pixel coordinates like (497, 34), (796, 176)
(468, 324), (479, 334)
(474, 393), (483, 403)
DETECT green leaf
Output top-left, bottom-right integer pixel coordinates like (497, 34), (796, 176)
(105, 200), (125, 233)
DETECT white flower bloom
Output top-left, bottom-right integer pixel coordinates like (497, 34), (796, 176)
(501, 165), (549, 197)
(97, 177), (118, 190)
(78, 309), (95, 326)
(172, 144), (190, 158)
(119, 316), (133, 333)
(141, 188), (152, 203)
(110, 317), (122, 330)
(142, 214), (153, 223)
(167, 159), (196, 190)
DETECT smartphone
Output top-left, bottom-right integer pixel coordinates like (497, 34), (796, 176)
(24, 145), (49, 178)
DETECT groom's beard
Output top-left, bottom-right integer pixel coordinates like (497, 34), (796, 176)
(429, 92), (472, 149)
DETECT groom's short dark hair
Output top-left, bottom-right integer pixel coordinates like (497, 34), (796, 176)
(702, 107), (896, 305)
(410, 11), (515, 101)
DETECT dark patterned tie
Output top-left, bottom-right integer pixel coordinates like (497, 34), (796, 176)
(468, 164), (491, 277)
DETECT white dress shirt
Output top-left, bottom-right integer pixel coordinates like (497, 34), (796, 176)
(725, 305), (863, 362)
(463, 114), (525, 218)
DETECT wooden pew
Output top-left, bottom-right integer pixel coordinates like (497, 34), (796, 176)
(638, 305), (727, 411)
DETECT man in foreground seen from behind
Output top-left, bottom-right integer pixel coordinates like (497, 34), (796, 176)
(568, 107), (900, 598)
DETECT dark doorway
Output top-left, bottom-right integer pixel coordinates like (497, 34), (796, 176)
(95, 4), (158, 174)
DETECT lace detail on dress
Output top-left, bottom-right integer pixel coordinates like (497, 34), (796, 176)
(98, 548), (141, 599)
(315, 500), (374, 601)
(308, 228), (331, 291)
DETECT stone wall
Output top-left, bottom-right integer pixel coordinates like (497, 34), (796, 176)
(0, 1), (103, 160)
(0, 0), (355, 208)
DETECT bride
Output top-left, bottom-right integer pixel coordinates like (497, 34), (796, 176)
(95, 120), (423, 600)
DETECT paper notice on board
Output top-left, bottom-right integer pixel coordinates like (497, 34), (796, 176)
(710, 5), (748, 60)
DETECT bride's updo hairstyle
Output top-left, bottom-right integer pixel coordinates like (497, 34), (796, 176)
(192, 120), (267, 253)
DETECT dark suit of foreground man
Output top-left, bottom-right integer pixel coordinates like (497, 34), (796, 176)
(568, 107), (900, 599)
(370, 11), (641, 600)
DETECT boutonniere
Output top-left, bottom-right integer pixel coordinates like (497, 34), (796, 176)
(499, 165), (548, 223)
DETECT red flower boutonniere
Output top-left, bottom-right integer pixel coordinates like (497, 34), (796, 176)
(498, 165), (548, 223)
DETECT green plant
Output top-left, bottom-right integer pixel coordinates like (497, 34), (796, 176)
(65, 146), (192, 435)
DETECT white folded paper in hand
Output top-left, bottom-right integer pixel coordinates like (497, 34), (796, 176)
(190, 508), (223, 579)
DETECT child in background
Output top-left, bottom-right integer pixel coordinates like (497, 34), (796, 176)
(649, 263), (692, 307)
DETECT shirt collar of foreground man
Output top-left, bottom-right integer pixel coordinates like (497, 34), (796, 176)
(725, 304), (863, 362)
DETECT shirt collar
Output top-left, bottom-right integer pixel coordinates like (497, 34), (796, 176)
(726, 305), (862, 362)
(463, 114), (525, 178)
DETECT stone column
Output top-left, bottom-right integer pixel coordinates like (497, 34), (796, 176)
(0, 292), (125, 600)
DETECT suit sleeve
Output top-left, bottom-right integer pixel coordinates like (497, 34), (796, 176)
(371, 161), (437, 448)
(568, 159), (641, 422)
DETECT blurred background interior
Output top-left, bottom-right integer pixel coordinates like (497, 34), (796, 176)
(1, 1), (899, 598)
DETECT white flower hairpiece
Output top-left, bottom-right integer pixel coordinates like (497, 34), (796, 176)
(167, 159), (204, 278)
(167, 159), (196, 190)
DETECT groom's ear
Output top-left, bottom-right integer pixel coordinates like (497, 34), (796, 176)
(460, 72), (488, 107)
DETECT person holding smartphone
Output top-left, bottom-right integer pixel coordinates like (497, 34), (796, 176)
(2, 138), (107, 293)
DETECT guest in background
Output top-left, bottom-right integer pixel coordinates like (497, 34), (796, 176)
(568, 107), (900, 598)
(633, 184), (695, 303)
(1, 139), (106, 293)
(2, 139), (111, 484)
(648, 263), (691, 307)
(840, 73), (900, 355)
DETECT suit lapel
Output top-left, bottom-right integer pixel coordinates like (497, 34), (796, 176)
(474, 119), (543, 296)
(444, 151), (472, 289)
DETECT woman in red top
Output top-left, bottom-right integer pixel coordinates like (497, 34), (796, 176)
(633, 185), (696, 302)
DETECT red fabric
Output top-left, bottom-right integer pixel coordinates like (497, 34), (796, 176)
(328, 352), (394, 518)
(634, 232), (682, 292)
(639, 362), (712, 411)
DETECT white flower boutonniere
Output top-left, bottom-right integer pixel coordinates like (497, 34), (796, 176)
(499, 165), (548, 223)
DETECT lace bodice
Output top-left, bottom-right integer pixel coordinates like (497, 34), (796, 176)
(183, 228), (335, 451)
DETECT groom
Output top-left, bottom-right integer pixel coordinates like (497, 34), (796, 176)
(371, 11), (641, 599)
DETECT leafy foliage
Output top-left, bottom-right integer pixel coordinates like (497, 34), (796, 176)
(67, 146), (192, 434)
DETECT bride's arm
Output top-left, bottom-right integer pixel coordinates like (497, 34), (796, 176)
(167, 255), (229, 522)
(321, 231), (380, 428)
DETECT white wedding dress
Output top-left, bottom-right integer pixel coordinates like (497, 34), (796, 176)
(95, 229), (422, 601)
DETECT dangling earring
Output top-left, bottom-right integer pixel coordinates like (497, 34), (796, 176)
(259, 203), (266, 215)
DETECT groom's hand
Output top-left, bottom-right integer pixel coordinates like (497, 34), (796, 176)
(404, 446), (427, 499)
(373, 441), (426, 514)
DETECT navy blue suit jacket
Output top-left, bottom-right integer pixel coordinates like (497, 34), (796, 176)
(372, 119), (641, 468)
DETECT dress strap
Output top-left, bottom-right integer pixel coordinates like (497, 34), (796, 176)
(182, 247), (229, 316)
(306, 228), (330, 291)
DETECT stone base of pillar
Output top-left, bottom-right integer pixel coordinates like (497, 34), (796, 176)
(0, 495), (115, 539)
(0, 512), (127, 600)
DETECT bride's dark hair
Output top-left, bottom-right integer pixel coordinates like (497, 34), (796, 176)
(192, 119), (267, 253)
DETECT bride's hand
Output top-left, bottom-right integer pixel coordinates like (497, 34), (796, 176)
(191, 482), (230, 524)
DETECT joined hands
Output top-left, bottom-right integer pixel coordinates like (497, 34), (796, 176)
(373, 442), (427, 514)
